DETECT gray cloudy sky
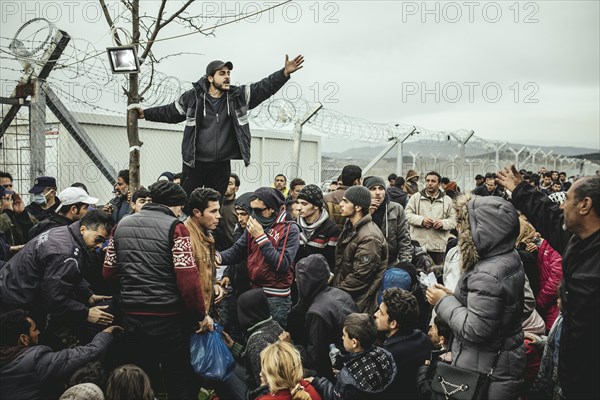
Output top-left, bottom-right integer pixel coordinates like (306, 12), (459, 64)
(1, 0), (599, 151)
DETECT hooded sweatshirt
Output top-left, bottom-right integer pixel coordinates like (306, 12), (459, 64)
(293, 254), (357, 380)
(237, 289), (284, 388)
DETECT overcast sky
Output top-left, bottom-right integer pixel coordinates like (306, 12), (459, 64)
(1, 0), (598, 152)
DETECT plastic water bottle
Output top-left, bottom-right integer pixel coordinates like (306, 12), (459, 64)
(329, 344), (343, 370)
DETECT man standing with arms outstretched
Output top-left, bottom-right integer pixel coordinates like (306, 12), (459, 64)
(135, 55), (305, 196)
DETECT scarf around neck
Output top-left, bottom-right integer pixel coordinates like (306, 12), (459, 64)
(299, 208), (330, 244)
(184, 218), (215, 311)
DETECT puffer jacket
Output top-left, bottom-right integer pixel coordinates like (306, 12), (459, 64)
(144, 69), (289, 167)
(405, 190), (456, 253)
(536, 240), (563, 331)
(333, 214), (388, 314)
(435, 195), (525, 400)
(380, 201), (412, 264)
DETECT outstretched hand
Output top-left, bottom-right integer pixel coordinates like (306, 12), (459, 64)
(284, 54), (304, 77)
(496, 165), (523, 192)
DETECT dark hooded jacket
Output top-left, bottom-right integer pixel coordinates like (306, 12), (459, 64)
(293, 254), (358, 381)
(0, 332), (112, 400)
(511, 181), (600, 399)
(435, 195), (525, 400)
(144, 69), (289, 167)
(312, 346), (397, 400)
(387, 186), (408, 208)
(237, 288), (284, 389)
(0, 222), (93, 322)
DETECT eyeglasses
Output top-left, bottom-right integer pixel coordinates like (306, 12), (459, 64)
(251, 207), (267, 214)
(1, 184), (13, 188)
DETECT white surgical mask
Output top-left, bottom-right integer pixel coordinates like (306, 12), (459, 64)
(32, 193), (47, 205)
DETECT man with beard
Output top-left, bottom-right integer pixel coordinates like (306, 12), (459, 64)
(363, 176), (412, 265)
(295, 184), (340, 271)
(497, 167), (600, 399)
(334, 186), (388, 314)
(136, 56), (305, 196)
(103, 170), (131, 224)
(405, 171), (456, 265)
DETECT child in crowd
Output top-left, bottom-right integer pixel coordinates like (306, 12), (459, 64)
(105, 364), (154, 400)
(254, 341), (321, 400)
(312, 313), (397, 400)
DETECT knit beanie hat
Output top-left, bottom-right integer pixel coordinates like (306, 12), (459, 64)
(59, 383), (104, 400)
(149, 180), (187, 206)
(297, 184), (324, 208)
(362, 176), (387, 189)
(344, 186), (372, 212)
(251, 187), (285, 211)
(157, 171), (175, 182)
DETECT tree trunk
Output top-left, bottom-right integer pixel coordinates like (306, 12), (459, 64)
(127, 0), (141, 192)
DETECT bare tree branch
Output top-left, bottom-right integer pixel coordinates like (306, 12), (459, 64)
(139, 59), (154, 98)
(158, 0), (195, 29)
(100, 0), (123, 46)
(120, 0), (132, 12)
(154, 52), (205, 63)
(139, 0), (168, 62)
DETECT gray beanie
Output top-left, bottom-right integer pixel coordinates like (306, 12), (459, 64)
(344, 186), (372, 212)
(362, 176), (386, 189)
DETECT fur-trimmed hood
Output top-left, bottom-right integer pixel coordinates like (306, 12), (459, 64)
(454, 194), (520, 271)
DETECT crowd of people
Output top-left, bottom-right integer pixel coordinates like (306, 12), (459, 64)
(1, 58), (599, 400)
(0, 163), (598, 400)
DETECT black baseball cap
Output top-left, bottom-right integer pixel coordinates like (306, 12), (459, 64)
(28, 176), (57, 194)
(206, 60), (233, 76)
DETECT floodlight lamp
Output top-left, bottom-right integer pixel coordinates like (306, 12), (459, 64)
(107, 46), (140, 74)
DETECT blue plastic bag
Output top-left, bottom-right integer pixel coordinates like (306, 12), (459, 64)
(190, 323), (236, 381)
